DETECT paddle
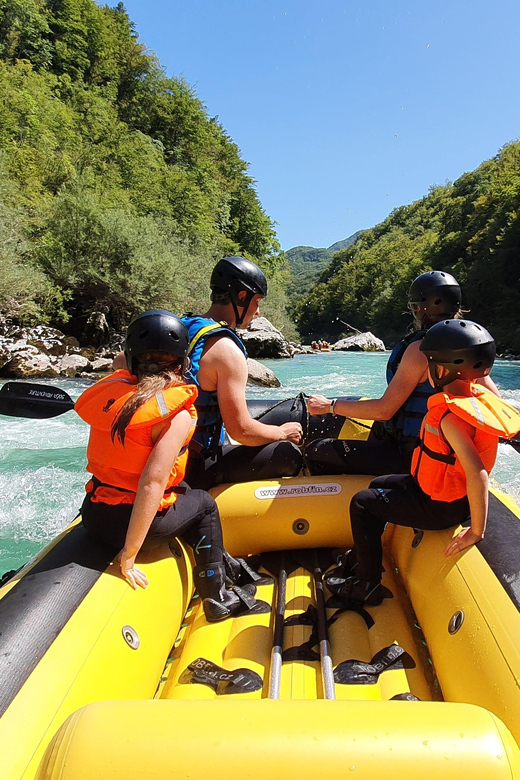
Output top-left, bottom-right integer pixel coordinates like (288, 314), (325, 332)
(290, 548), (336, 700)
(0, 382), (75, 419)
(259, 551), (300, 700)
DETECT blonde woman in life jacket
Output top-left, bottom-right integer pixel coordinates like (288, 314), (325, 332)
(325, 320), (520, 609)
(75, 310), (270, 623)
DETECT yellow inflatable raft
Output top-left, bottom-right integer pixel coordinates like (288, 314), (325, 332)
(0, 466), (520, 780)
(1, 418), (520, 778)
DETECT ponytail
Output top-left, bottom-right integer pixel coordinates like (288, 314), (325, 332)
(111, 356), (187, 445)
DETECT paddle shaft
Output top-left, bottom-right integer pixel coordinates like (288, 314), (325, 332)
(312, 555), (336, 700)
(268, 553), (288, 699)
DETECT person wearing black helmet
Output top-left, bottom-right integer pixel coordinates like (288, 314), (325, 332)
(76, 310), (269, 622)
(305, 270), (499, 478)
(326, 319), (520, 609)
(181, 256), (303, 489)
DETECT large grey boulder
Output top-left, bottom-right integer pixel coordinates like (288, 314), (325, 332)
(90, 357), (114, 373)
(246, 358), (281, 387)
(332, 332), (386, 352)
(0, 349), (60, 378)
(238, 317), (292, 359)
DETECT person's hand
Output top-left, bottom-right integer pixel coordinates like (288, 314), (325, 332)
(307, 394), (332, 416)
(279, 421), (303, 444)
(116, 547), (149, 589)
(444, 527), (483, 557)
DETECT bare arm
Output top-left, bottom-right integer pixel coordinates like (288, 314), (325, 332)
(112, 352), (127, 370)
(308, 340), (429, 420)
(117, 409), (192, 588)
(441, 413), (489, 557)
(210, 338), (302, 446)
(476, 374), (501, 396)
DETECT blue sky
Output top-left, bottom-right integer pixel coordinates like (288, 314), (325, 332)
(122, 0), (520, 251)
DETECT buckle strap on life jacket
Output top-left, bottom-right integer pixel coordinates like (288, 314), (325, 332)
(416, 439), (456, 466)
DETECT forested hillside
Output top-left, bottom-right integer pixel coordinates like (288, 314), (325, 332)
(0, 0), (291, 337)
(286, 232), (360, 297)
(295, 143), (520, 352)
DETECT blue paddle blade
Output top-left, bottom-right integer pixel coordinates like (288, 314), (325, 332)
(0, 382), (75, 419)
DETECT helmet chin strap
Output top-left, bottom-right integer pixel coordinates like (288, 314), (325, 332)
(232, 292), (254, 328)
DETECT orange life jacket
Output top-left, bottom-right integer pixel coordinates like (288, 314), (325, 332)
(411, 384), (520, 502)
(75, 370), (198, 510)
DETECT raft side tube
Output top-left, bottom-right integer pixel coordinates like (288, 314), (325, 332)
(212, 474), (369, 556)
(36, 699), (520, 780)
(0, 533), (192, 780)
(245, 395), (370, 443)
(391, 521), (520, 746)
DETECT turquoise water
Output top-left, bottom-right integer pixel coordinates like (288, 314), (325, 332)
(1, 352), (519, 574)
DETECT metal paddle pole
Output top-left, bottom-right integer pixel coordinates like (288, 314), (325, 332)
(312, 551), (336, 700)
(268, 552), (288, 699)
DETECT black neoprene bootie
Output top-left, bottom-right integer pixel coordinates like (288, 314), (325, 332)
(194, 563), (271, 623)
(324, 548), (358, 589)
(223, 550), (274, 587)
(327, 575), (392, 607)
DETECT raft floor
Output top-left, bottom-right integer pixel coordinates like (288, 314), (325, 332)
(157, 555), (442, 703)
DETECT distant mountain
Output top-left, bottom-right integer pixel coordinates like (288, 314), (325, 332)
(328, 233), (361, 252)
(286, 232), (360, 297)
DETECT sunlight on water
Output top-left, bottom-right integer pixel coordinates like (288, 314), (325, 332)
(1, 357), (519, 572)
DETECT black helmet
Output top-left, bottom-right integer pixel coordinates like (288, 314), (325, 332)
(210, 256), (267, 326)
(408, 270), (461, 322)
(420, 319), (495, 389)
(124, 310), (189, 376)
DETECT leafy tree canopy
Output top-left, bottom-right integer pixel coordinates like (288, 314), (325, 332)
(0, 0), (288, 334)
(296, 144), (520, 352)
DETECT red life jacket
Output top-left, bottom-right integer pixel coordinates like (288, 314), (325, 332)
(411, 384), (520, 502)
(75, 370), (198, 510)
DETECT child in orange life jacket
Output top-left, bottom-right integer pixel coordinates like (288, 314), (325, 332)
(76, 310), (269, 623)
(327, 319), (520, 608)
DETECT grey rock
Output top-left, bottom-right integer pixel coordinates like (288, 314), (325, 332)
(246, 357), (281, 387)
(238, 317), (292, 359)
(333, 332), (386, 352)
(0, 351), (59, 378)
(57, 354), (92, 377)
(90, 357), (114, 373)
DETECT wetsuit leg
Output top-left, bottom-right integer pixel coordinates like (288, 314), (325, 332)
(350, 474), (470, 582)
(305, 434), (410, 476)
(187, 441), (303, 489)
(81, 484), (223, 565)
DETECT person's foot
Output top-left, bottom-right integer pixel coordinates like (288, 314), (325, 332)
(194, 563), (271, 622)
(202, 583), (270, 622)
(324, 548), (358, 588)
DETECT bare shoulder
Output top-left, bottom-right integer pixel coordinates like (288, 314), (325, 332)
(203, 333), (246, 366)
(441, 411), (475, 439)
(401, 338), (427, 365)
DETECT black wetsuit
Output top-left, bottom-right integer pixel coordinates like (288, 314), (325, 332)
(81, 482), (222, 566)
(350, 473), (470, 581)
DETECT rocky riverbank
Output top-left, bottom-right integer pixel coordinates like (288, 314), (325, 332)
(0, 325), (117, 380)
(0, 315), (393, 385)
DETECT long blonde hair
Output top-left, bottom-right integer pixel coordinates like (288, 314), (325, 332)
(412, 307), (464, 331)
(111, 352), (188, 445)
